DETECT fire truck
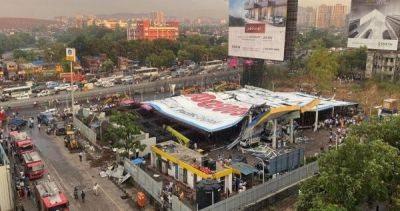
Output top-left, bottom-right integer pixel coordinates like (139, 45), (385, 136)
(10, 131), (34, 156)
(34, 181), (69, 211)
(22, 151), (45, 180)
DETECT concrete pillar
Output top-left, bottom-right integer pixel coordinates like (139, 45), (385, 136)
(314, 106), (319, 132)
(289, 119), (294, 143)
(272, 119), (277, 149)
(225, 174), (233, 194)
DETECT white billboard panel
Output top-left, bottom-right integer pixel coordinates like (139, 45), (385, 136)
(229, 0), (288, 61)
(348, 0), (400, 50)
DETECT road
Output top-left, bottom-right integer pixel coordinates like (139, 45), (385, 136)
(26, 127), (133, 211)
(1, 69), (242, 109)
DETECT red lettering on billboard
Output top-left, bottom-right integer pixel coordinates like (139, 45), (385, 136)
(187, 93), (248, 116)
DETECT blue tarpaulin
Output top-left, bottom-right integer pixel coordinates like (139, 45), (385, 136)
(231, 162), (259, 176)
(131, 158), (144, 165)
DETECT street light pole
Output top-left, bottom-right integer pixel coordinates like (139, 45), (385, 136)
(256, 157), (265, 183)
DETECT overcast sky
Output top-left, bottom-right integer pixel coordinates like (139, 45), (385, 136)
(0, 0), (228, 19)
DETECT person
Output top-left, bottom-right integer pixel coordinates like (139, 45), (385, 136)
(79, 151), (84, 162)
(93, 183), (99, 196)
(81, 190), (85, 203)
(73, 187), (78, 199)
(37, 123), (41, 131)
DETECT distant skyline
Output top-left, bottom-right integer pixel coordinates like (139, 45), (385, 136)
(0, 0), (228, 20)
(299, 0), (351, 8)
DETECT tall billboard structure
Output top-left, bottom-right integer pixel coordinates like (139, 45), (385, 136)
(229, 0), (288, 61)
(348, 0), (400, 51)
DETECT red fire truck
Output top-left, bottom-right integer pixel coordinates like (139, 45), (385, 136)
(34, 181), (69, 211)
(10, 131), (34, 155)
(22, 151), (45, 180)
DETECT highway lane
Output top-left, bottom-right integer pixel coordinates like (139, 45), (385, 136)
(1, 69), (241, 109)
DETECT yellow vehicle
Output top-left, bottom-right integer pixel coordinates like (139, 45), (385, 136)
(64, 131), (80, 152)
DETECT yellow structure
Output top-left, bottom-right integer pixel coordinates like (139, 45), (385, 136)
(151, 141), (234, 193)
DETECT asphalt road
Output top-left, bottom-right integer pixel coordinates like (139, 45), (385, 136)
(1, 70), (241, 109)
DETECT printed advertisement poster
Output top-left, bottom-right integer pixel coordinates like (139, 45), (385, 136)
(229, 0), (288, 61)
(348, 0), (400, 50)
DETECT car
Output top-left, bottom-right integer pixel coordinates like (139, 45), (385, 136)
(37, 90), (55, 97)
(32, 84), (46, 93)
(46, 81), (59, 89)
(55, 83), (71, 91)
(37, 112), (55, 126)
(66, 85), (79, 91)
(121, 76), (133, 84)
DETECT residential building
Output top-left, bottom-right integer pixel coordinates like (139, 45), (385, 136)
(331, 4), (347, 28)
(366, 51), (400, 80)
(129, 19), (179, 41)
(151, 11), (165, 26)
(297, 7), (316, 28)
(315, 4), (332, 29)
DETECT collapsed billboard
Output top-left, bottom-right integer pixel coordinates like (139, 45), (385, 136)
(229, 0), (288, 61)
(348, 0), (400, 50)
(147, 86), (356, 133)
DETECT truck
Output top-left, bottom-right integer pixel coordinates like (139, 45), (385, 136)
(10, 131), (34, 156)
(34, 181), (69, 211)
(22, 151), (45, 180)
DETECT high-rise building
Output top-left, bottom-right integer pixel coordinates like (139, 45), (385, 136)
(130, 19), (179, 41)
(151, 11), (165, 26)
(297, 7), (316, 28)
(331, 4), (347, 28)
(315, 4), (332, 29)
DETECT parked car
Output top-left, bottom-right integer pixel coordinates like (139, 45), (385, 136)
(121, 76), (134, 84)
(46, 81), (59, 89)
(55, 83), (71, 91)
(37, 90), (55, 97)
(66, 85), (79, 91)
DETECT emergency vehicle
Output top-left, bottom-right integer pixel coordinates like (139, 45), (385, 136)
(34, 181), (69, 211)
(22, 151), (45, 180)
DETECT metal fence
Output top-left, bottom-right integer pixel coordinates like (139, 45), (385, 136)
(123, 159), (163, 204)
(171, 195), (193, 211)
(73, 117), (97, 145)
(201, 161), (319, 211)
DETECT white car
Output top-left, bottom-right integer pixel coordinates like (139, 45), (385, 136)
(121, 76), (133, 84)
(102, 82), (115, 88)
(54, 83), (71, 91)
(66, 85), (79, 91)
(37, 90), (54, 97)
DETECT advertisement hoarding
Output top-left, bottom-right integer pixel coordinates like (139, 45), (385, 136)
(229, 0), (288, 61)
(348, 0), (400, 50)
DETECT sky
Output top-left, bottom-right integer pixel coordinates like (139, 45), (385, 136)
(0, 0), (228, 20)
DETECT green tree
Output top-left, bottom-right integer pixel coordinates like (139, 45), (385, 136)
(297, 117), (400, 210)
(103, 112), (145, 156)
(307, 48), (339, 90)
(100, 59), (114, 72)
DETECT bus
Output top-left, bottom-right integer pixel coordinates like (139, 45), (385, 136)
(200, 60), (225, 71)
(134, 67), (159, 77)
(2, 85), (32, 100)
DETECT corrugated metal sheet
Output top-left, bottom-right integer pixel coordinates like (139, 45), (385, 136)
(0, 165), (14, 211)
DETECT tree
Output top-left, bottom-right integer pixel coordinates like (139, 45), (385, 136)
(297, 117), (400, 210)
(12, 49), (37, 62)
(103, 112), (145, 156)
(100, 59), (114, 72)
(307, 48), (339, 90)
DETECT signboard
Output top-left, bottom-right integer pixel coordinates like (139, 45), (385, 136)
(65, 48), (76, 62)
(148, 93), (251, 132)
(229, 0), (288, 61)
(348, 0), (400, 50)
